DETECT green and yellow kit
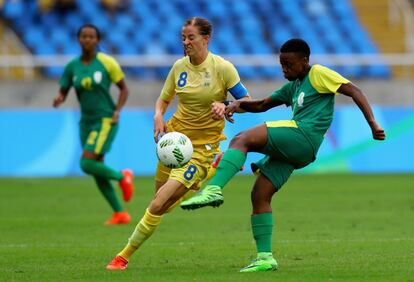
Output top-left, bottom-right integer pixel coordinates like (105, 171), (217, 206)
(254, 64), (350, 189)
(59, 52), (125, 154)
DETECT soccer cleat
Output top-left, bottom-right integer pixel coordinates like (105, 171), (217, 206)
(105, 211), (131, 225)
(106, 255), (128, 270)
(119, 169), (134, 202)
(211, 152), (243, 171)
(180, 185), (223, 210)
(239, 254), (278, 273)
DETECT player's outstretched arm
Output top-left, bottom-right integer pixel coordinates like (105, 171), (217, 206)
(338, 82), (386, 140)
(212, 95), (251, 120)
(224, 97), (283, 123)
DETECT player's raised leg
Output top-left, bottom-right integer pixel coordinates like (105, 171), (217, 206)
(181, 125), (268, 210)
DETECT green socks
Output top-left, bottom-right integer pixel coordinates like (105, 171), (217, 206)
(252, 213), (273, 253)
(209, 148), (246, 188)
(80, 158), (123, 181)
(81, 158), (124, 212)
(94, 176), (124, 212)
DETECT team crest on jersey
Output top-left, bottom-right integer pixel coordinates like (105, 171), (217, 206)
(298, 92), (305, 107)
(93, 71), (102, 84)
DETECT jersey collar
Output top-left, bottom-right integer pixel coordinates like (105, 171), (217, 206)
(186, 52), (212, 70)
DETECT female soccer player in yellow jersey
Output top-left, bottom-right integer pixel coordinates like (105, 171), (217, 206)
(107, 17), (251, 270)
(53, 24), (134, 225)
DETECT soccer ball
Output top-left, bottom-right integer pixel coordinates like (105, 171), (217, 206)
(156, 132), (193, 168)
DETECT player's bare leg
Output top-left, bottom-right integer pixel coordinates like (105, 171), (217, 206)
(107, 180), (189, 270)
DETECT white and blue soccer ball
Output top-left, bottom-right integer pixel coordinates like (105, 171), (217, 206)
(156, 132), (193, 168)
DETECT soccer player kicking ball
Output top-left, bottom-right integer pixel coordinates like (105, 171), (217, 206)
(181, 38), (386, 272)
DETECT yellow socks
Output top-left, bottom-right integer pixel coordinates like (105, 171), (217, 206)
(118, 209), (162, 259)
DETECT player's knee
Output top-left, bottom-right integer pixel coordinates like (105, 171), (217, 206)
(148, 199), (165, 215)
(229, 132), (246, 147)
(80, 158), (93, 174)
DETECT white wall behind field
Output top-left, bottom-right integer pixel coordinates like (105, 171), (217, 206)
(0, 79), (413, 109)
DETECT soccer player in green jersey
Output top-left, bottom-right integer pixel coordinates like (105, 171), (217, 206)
(181, 38), (386, 272)
(106, 17), (251, 270)
(53, 24), (134, 225)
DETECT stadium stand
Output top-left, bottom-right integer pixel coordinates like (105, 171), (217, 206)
(0, 0), (391, 79)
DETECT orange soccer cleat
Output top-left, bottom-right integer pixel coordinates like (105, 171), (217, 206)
(119, 169), (134, 202)
(105, 211), (131, 225)
(106, 255), (128, 270)
(212, 152), (224, 168)
(211, 152), (243, 171)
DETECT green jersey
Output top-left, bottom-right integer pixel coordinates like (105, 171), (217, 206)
(270, 64), (349, 151)
(59, 52), (125, 122)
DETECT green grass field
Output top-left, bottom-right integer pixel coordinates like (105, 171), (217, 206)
(0, 174), (413, 281)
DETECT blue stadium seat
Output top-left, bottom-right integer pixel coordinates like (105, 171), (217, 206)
(115, 14), (136, 33)
(118, 44), (137, 55)
(271, 29), (294, 47)
(63, 12), (84, 32)
(44, 67), (64, 78)
(260, 66), (281, 79)
(33, 43), (55, 55)
(88, 13), (110, 33)
(7, 0), (391, 79)
(2, 1), (24, 21)
(62, 43), (81, 55)
(204, 1), (227, 18)
(39, 12), (60, 27)
(237, 66), (260, 80)
(106, 29), (129, 51)
(23, 26), (45, 49)
(50, 28), (71, 49)
(367, 65), (392, 78)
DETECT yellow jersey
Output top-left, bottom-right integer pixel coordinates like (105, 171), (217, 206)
(160, 52), (243, 145)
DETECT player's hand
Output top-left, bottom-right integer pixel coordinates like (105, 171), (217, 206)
(53, 94), (65, 108)
(224, 101), (241, 123)
(111, 110), (120, 124)
(211, 102), (225, 120)
(370, 121), (386, 140)
(154, 115), (167, 143)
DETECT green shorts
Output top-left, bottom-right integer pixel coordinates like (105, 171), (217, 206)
(252, 120), (315, 190)
(80, 117), (118, 155)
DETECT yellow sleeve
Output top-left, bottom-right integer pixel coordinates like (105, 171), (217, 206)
(222, 60), (241, 89)
(160, 64), (176, 102)
(96, 52), (125, 83)
(309, 64), (350, 94)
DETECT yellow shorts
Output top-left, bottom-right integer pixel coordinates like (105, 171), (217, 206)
(155, 143), (220, 189)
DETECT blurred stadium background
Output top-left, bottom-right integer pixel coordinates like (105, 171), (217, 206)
(1, 0), (414, 176)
